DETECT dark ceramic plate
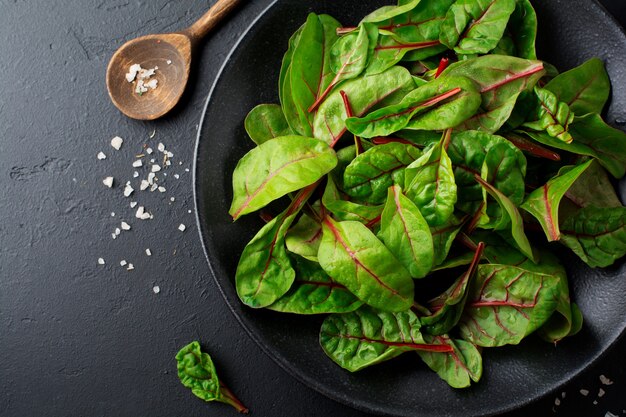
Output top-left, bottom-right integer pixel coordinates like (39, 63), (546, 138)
(194, 1), (626, 416)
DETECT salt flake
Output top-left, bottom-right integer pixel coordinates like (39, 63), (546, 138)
(103, 177), (114, 188)
(97, 152), (106, 160)
(178, 223), (186, 232)
(111, 136), (123, 150)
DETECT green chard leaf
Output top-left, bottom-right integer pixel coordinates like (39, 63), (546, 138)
(244, 104), (293, 145)
(329, 24), (370, 88)
(235, 185), (316, 308)
(459, 264), (561, 347)
(560, 206), (626, 268)
(318, 217), (415, 312)
(313, 66), (415, 145)
(520, 160), (593, 241)
(229, 136), (337, 220)
(268, 255), (363, 314)
(322, 176), (384, 224)
(442, 55), (545, 133)
(417, 335), (482, 388)
(431, 215), (466, 266)
(379, 185), (434, 278)
(405, 132), (458, 226)
(343, 142), (421, 204)
(176, 341), (248, 413)
(345, 75), (481, 138)
(285, 212), (322, 262)
(543, 58), (610, 115)
(504, 0), (538, 59)
(440, 0), (516, 55)
(422, 243), (485, 336)
(522, 86), (575, 143)
(319, 305), (424, 372)
(562, 160), (622, 211)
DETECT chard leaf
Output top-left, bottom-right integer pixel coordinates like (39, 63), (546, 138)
(229, 137), (337, 220)
(417, 335), (482, 388)
(431, 215), (465, 266)
(322, 176), (384, 224)
(280, 26), (305, 135)
(459, 264), (560, 347)
(313, 66), (415, 145)
(474, 175), (535, 261)
(320, 305), (428, 372)
(405, 133), (458, 226)
(442, 55), (545, 133)
(520, 160), (593, 241)
(329, 24), (370, 87)
(422, 243), (484, 336)
(343, 142), (421, 204)
(176, 342), (248, 413)
(506, 0), (537, 60)
(379, 185), (434, 278)
(268, 256), (362, 314)
(544, 58), (610, 115)
(285, 213), (322, 262)
(440, 0), (516, 55)
(346, 76), (480, 138)
(560, 206), (626, 268)
(563, 160), (622, 210)
(244, 104), (293, 145)
(522, 87), (575, 143)
(361, 0), (422, 23)
(318, 217), (415, 311)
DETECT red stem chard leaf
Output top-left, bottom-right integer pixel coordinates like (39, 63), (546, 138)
(440, 0), (516, 55)
(379, 185), (434, 278)
(285, 212), (322, 262)
(318, 217), (415, 312)
(326, 24), (370, 99)
(520, 160), (592, 241)
(244, 104), (293, 145)
(562, 160), (622, 212)
(346, 76), (480, 138)
(268, 255), (363, 314)
(520, 113), (626, 179)
(422, 242), (485, 336)
(313, 66), (415, 146)
(405, 132), (458, 226)
(504, 0), (538, 60)
(279, 26), (305, 135)
(289, 14), (341, 133)
(361, 0), (422, 24)
(544, 58), (610, 115)
(235, 184), (317, 308)
(459, 264), (561, 347)
(176, 341), (249, 414)
(343, 142), (421, 204)
(504, 132), (561, 161)
(474, 175), (535, 261)
(417, 335), (482, 388)
(559, 206), (626, 268)
(322, 176), (384, 224)
(229, 136), (337, 220)
(522, 86), (575, 143)
(431, 215), (466, 266)
(320, 305), (453, 372)
(442, 55), (545, 132)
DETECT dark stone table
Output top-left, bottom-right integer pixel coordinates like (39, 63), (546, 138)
(1, 1), (624, 416)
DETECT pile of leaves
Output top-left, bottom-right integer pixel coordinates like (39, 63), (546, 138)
(227, 0), (626, 388)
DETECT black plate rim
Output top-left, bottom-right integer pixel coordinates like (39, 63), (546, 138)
(192, 1), (626, 415)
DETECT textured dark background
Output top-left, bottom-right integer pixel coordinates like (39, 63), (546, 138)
(0, 1), (624, 417)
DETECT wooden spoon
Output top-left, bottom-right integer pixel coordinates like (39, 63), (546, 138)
(106, 0), (240, 120)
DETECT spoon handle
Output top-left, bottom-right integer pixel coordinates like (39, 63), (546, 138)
(186, 0), (242, 41)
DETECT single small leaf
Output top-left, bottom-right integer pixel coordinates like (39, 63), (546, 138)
(440, 0), (516, 55)
(379, 185), (434, 278)
(176, 341), (248, 413)
(322, 176), (384, 224)
(329, 24), (370, 84)
(522, 86), (575, 143)
(318, 217), (415, 312)
(244, 104), (293, 145)
(417, 335), (482, 388)
(313, 66), (415, 145)
(361, 0), (422, 24)
(343, 142), (421, 204)
(365, 32), (443, 75)
(505, 0), (537, 59)
(560, 206), (626, 268)
(320, 305), (455, 372)
(431, 215), (466, 266)
(520, 160), (592, 241)
(280, 26), (305, 135)
(474, 175), (535, 261)
(563, 160), (622, 210)
(229, 136), (337, 220)
(459, 264), (560, 347)
(544, 58), (610, 115)
(268, 256), (363, 314)
(285, 212), (322, 262)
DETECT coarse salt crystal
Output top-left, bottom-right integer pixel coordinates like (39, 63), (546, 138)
(123, 184), (134, 197)
(580, 389), (589, 396)
(111, 212), (115, 217)
(133, 171), (139, 178)
(554, 398), (560, 406)
(103, 177), (114, 188)
(561, 392), (566, 399)
(132, 159), (143, 168)
(170, 197), (175, 202)
(140, 180), (150, 191)
(126, 64), (142, 82)
(151, 164), (161, 172)
(148, 173), (156, 184)
(112, 233), (117, 239)
(150, 184), (158, 192)
(167, 60), (172, 65)
(158, 186), (166, 193)
(158, 143), (165, 152)
(594, 400), (598, 405)
(188, 210), (192, 214)
(127, 263), (134, 271)
(121, 221), (131, 230)
(130, 201), (137, 208)
(600, 375), (614, 385)
(165, 160), (171, 166)
(120, 260), (127, 266)
(115, 228), (121, 235)
(97, 152), (106, 160)
(153, 285), (160, 294)
(167, 151), (174, 158)
(599, 388), (606, 398)
(174, 174), (180, 179)
(178, 223), (186, 232)
(145, 248), (152, 256)
(146, 147), (153, 154)
(98, 258), (105, 265)
(111, 136), (123, 150)
(150, 158), (155, 163)
(185, 168), (190, 172)
(145, 79), (158, 89)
